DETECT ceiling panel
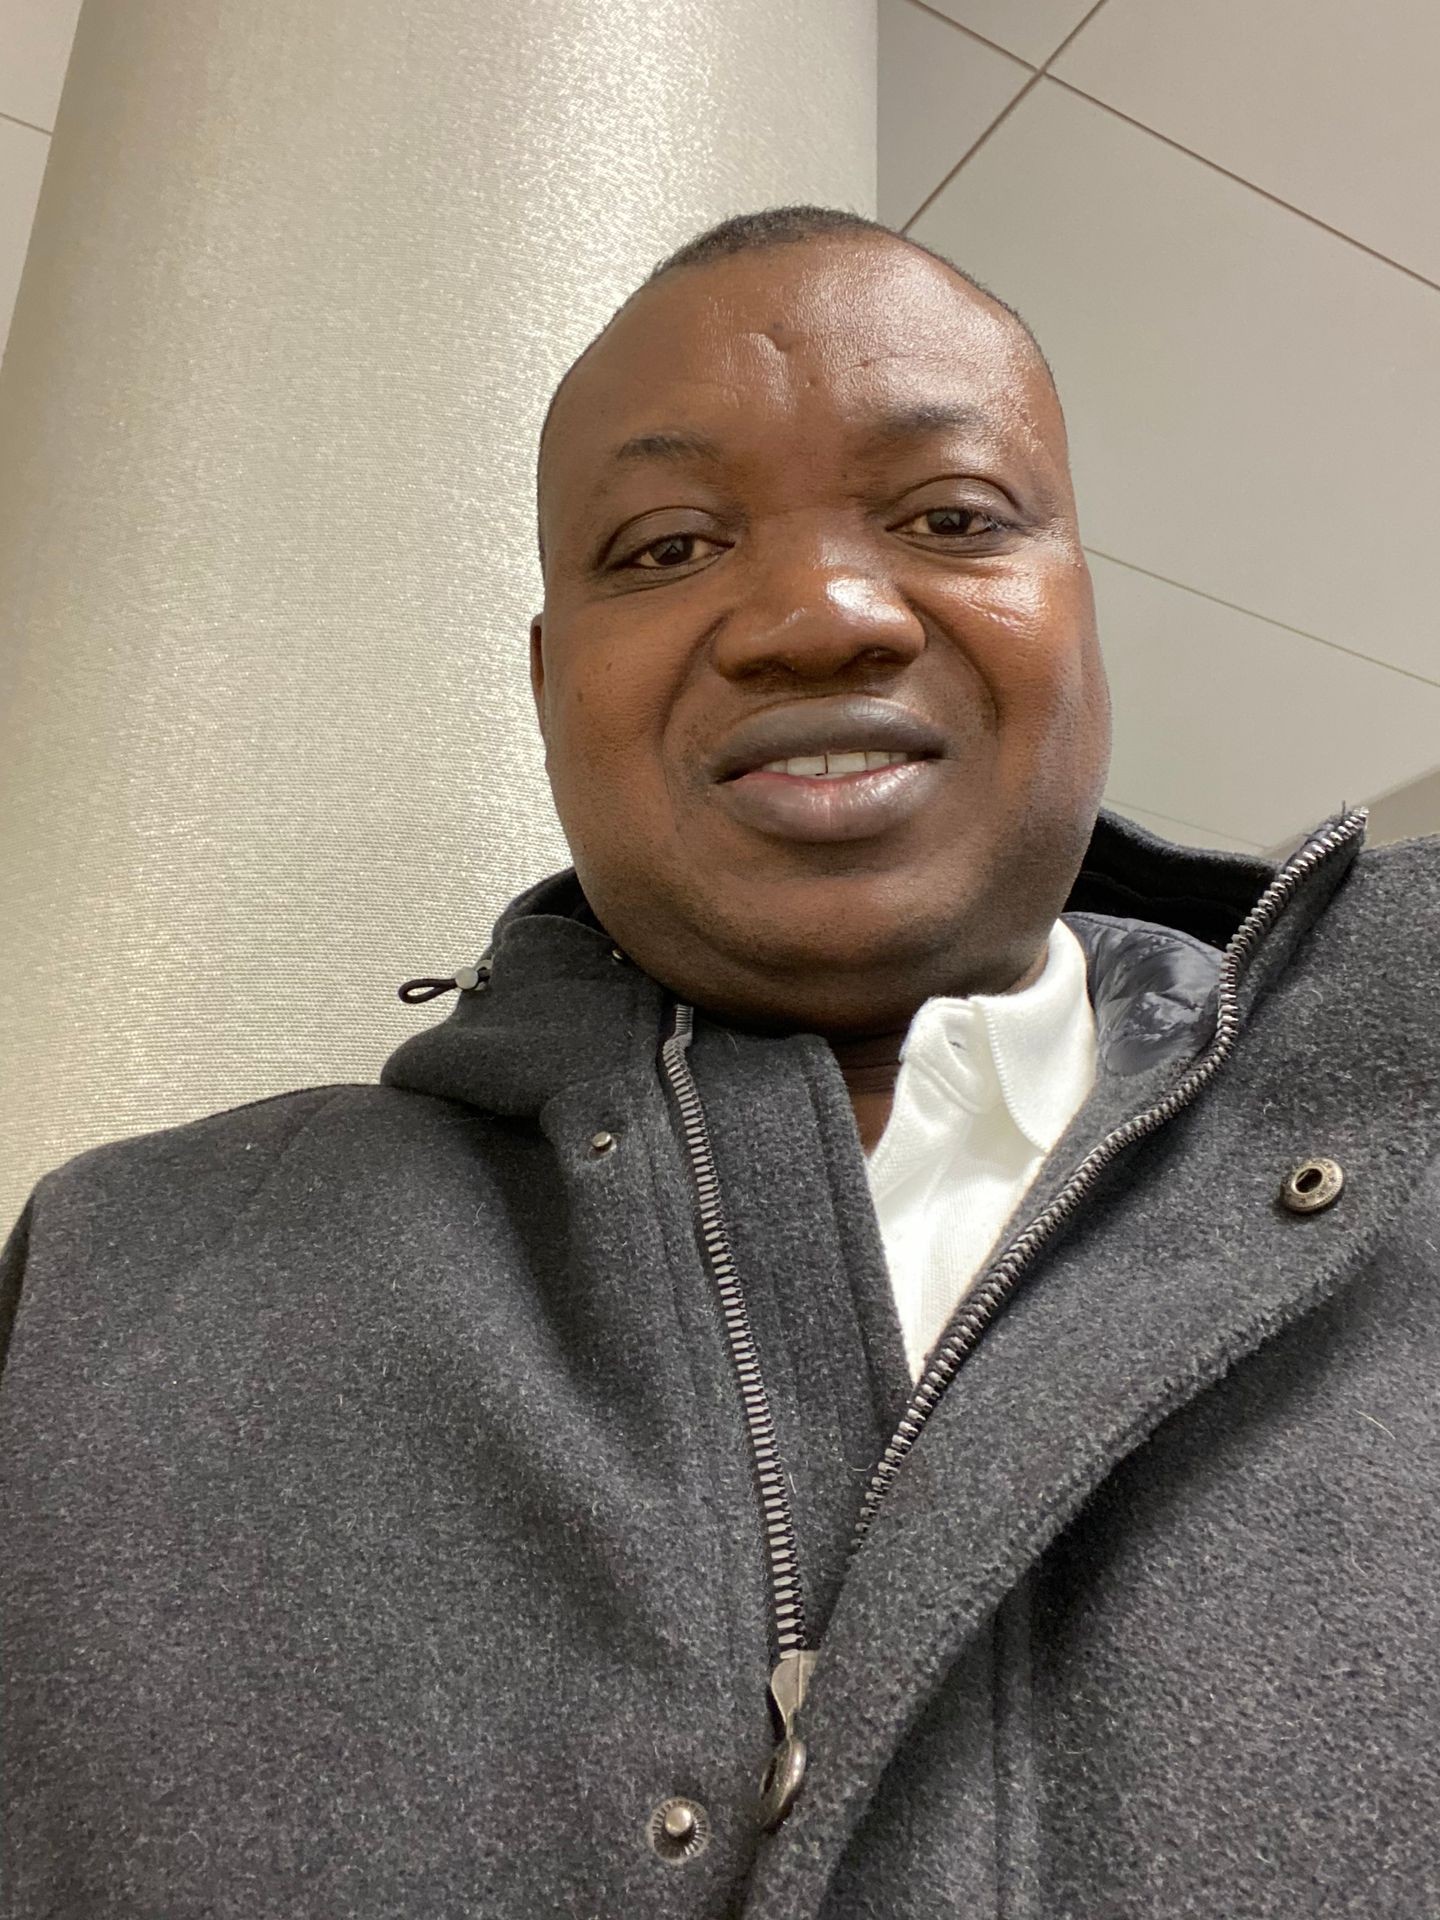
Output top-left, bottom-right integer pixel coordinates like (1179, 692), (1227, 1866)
(909, 80), (1440, 686)
(878, 0), (1029, 228)
(1053, 0), (1440, 286)
(1091, 551), (1440, 847)
(0, 117), (49, 366)
(920, 0), (1097, 68)
(0, 0), (84, 132)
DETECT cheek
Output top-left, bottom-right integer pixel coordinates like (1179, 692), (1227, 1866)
(936, 563), (1106, 831)
(960, 557), (1099, 729)
(544, 630), (674, 800)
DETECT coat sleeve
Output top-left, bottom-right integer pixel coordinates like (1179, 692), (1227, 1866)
(0, 1191), (36, 1381)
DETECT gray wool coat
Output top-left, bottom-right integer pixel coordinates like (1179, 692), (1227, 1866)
(3, 807), (1439, 1919)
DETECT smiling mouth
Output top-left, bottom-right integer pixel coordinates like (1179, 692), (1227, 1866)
(715, 749), (943, 843)
(721, 744), (936, 783)
(744, 749), (921, 780)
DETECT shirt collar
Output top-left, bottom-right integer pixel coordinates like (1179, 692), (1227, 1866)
(900, 919), (1097, 1153)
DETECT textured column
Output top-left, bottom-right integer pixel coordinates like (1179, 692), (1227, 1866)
(0, 0), (876, 1234)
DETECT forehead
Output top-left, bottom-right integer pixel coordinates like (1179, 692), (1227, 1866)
(541, 239), (1061, 489)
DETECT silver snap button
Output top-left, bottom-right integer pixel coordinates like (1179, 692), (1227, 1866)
(610, 947), (626, 963)
(1279, 1157), (1344, 1214)
(589, 1130), (616, 1156)
(646, 1795), (711, 1862)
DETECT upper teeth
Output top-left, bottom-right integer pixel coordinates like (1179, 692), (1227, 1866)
(759, 749), (913, 778)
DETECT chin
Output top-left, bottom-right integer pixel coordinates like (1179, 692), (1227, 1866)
(719, 861), (989, 964)
(673, 884), (1024, 1033)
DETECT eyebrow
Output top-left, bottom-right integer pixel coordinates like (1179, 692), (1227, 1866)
(606, 427), (726, 468)
(602, 401), (993, 472)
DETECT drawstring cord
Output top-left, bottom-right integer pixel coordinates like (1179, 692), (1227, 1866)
(397, 933), (626, 1004)
(397, 958), (491, 1004)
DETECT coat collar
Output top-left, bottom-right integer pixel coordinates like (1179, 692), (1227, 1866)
(378, 808), (1304, 1121)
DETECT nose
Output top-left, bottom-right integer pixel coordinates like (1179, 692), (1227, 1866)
(711, 550), (925, 683)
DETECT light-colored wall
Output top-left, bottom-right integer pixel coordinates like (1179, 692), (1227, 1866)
(0, 0), (83, 365)
(0, 0), (876, 1240)
(1355, 765), (1440, 850)
(880, 0), (1440, 852)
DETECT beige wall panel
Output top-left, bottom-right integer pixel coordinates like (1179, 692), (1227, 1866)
(1358, 765), (1440, 848)
(878, 0), (1028, 226)
(0, 0), (84, 130)
(1054, 0), (1440, 284)
(1093, 551), (1440, 849)
(0, 115), (49, 361)
(923, 0), (1096, 67)
(910, 81), (1440, 686)
(0, 0), (877, 1237)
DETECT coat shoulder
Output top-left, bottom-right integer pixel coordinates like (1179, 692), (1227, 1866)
(22, 1081), (485, 1247)
(1356, 830), (1440, 879)
(1328, 831), (1440, 961)
(1212, 829), (1438, 1024)
(33, 1083), (358, 1203)
(16, 1086), (382, 1275)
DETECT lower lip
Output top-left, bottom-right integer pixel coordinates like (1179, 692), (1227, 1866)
(715, 760), (942, 842)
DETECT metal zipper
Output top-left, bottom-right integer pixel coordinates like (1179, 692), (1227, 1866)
(660, 807), (1367, 1830)
(658, 1005), (820, 1831)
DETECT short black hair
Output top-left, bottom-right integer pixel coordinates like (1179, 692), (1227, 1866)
(534, 203), (1053, 569)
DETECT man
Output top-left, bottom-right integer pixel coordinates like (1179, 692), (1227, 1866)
(2, 204), (1437, 1918)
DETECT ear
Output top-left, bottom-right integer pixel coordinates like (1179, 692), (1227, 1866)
(528, 614), (547, 742)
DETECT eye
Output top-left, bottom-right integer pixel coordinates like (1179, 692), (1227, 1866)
(621, 532), (725, 571)
(899, 505), (1007, 540)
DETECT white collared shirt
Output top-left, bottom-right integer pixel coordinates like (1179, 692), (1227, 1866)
(865, 919), (1097, 1383)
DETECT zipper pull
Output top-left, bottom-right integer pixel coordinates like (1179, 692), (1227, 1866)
(757, 1648), (819, 1832)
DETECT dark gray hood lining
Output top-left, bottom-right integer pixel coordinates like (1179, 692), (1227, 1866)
(1063, 911), (1221, 1076)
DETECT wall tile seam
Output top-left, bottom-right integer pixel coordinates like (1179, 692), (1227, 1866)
(0, 109), (53, 138)
(898, 0), (1039, 74)
(892, 0), (1113, 232)
(1083, 547), (1440, 697)
(1043, 71), (1440, 297)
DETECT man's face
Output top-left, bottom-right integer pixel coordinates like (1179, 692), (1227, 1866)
(530, 237), (1110, 1033)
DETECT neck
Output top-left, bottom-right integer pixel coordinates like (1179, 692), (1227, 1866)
(825, 939), (1051, 1155)
(828, 1026), (911, 1154)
